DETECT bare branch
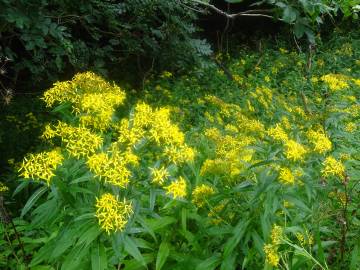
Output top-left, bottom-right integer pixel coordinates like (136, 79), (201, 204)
(188, 0), (274, 19)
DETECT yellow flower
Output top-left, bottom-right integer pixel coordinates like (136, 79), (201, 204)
(149, 167), (169, 185)
(322, 156), (345, 178)
(87, 152), (131, 188)
(267, 124), (288, 142)
(284, 140), (307, 161)
(164, 145), (195, 164)
(0, 182), (9, 192)
(344, 122), (356, 133)
(233, 74), (243, 84)
(307, 129), (332, 154)
(164, 176), (187, 199)
(271, 225), (283, 245)
(263, 244), (280, 267)
(321, 74), (349, 91)
(192, 184), (215, 208)
(19, 149), (63, 185)
(279, 167), (295, 185)
(47, 122), (103, 158)
(95, 193), (133, 234)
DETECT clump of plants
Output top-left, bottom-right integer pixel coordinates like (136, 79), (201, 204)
(2, 32), (360, 269)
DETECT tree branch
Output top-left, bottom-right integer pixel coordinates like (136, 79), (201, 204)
(188, 0), (274, 19)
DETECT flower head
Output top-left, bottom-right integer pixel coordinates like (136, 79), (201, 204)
(95, 193), (133, 234)
(192, 184), (215, 208)
(149, 167), (169, 185)
(164, 176), (187, 199)
(307, 130), (332, 154)
(19, 149), (63, 185)
(322, 156), (345, 178)
(284, 140), (307, 161)
(278, 167), (295, 185)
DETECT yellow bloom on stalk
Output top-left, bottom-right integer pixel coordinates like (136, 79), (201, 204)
(42, 72), (126, 131)
(263, 244), (280, 267)
(164, 145), (195, 164)
(322, 156), (345, 178)
(192, 184), (215, 208)
(150, 107), (184, 145)
(271, 225), (283, 245)
(321, 74), (349, 91)
(149, 167), (169, 185)
(87, 152), (131, 188)
(345, 122), (357, 133)
(133, 102), (153, 128)
(353, 79), (360, 87)
(48, 122), (103, 158)
(41, 124), (57, 140)
(19, 149), (63, 185)
(267, 124), (288, 142)
(307, 129), (332, 154)
(164, 176), (187, 199)
(263, 225), (283, 267)
(95, 193), (133, 234)
(281, 116), (291, 130)
(279, 167), (295, 185)
(0, 182), (9, 192)
(284, 140), (307, 161)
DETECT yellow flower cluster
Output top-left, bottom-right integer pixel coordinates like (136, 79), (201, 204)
(0, 182), (9, 192)
(208, 201), (226, 225)
(278, 167), (295, 185)
(87, 151), (132, 188)
(42, 122), (103, 158)
(201, 127), (255, 179)
(322, 156), (345, 178)
(95, 193), (133, 234)
(164, 176), (187, 199)
(264, 225), (283, 267)
(307, 129), (332, 154)
(250, 86), (273, 110)
(284, 140), (307, 161)
(267, 124), (289, 142)
(19, 149), (63, 184)
(296, 231), (314, 247)
(163, 145), (195, 164)
(345, 122), (357, 133)
(263, 244), (280, 267)
(115, 103), (195, 165)
(43, 72), (126, 131)
(321, 74), (349, 91)
(192, 184), (215, 208)
(149, 167), (169, 185)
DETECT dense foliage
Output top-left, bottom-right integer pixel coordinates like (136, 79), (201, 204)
(1, 0), (359, 92)
(1, 29), (360, 269)
(0, 0), (210, 89)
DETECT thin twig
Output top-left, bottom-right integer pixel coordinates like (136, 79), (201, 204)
(189, 0), (274, 19)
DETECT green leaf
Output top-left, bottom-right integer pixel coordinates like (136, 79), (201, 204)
(156, 241), (170, 270)
(195, 255), (221, 270)
(223, 220), (250, 258)
(124, 236), (146, 267)
(91, 242), (107, 270)
(350, 244), (360, 270)
(283, 6), (298, 23)
(12, 180), (30, 197)
(21, 186), (48, 218)
(61, 243), (90, 270)
(77, 224), (101, 247)
(145, 216), (177, 232)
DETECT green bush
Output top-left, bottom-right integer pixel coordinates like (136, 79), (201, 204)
(0, 0), (211, 89)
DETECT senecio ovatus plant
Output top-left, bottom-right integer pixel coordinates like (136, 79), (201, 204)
(15, 63), (360, 269)
(18, 72), (196, 269)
